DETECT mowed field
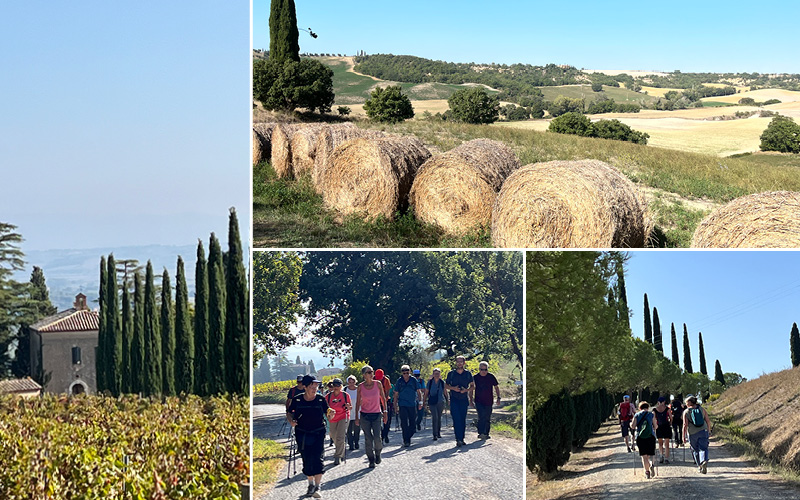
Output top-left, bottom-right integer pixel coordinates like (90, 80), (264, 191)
(537, 84), (657, 105)
(700, 88), (800, 104)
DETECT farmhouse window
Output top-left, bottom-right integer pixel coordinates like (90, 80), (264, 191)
(72, 346), (81, 365)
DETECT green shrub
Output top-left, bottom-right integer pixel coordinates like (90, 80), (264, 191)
(548, 112), (593, 137)
(337, 106), (351, 116)
(253, 58), (334, 113)
(592, 119), (649, 145)
(763, 99), (782, 105)
(591, 82), (603, 92)
(739, 97), (756, 106)
(527, 389), (575, 476)
(447, 87), (500, 124)
(760, 116), (800, 153)
(548, 95), (585, 117)
(364, 85), (414, 123)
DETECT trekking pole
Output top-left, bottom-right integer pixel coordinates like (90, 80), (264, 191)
(287, 429), (294, 480)
(633, 447), (636, 476)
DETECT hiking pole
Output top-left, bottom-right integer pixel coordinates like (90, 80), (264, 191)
(287, 429), (295, 480)
(633, 447), (637, 476)
(279, 419), (287, 436)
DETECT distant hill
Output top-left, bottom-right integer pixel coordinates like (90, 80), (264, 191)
(712, 366), (800, 471)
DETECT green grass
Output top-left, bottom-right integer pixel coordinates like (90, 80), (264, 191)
(729, 151), (800, 168)
(492, 422), (523, 440)
(702, 101), (736, 107)
(252, 439), (286, 492)
(537, 85), (658, 105)
(648, 196), (710, 248)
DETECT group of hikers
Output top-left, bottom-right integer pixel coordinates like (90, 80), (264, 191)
(284, 356), (502, 498)
(618, 394), (712, 479)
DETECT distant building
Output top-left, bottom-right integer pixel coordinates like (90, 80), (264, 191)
(0, 377), (42, 398)
(30, 293), (99, 395)
(316, 368), (342, 378)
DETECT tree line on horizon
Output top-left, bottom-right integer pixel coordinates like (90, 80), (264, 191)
(95, 209), (248, 397)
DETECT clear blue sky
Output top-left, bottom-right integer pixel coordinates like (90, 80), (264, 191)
(625, 251), (800, 381)
(0, 2), (250, 251)
(254, 0), (800, 74)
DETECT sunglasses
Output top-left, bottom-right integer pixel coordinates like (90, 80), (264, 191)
(480, 368), (488, 371)
(402, 370), (410, 373)
(364, 371), (373, 374)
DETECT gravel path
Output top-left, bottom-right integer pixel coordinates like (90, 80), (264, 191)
(527, 420), (800, 500)
(255, 403), (523, 500)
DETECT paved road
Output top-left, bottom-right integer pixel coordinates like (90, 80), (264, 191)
(254, 403), (523, 500)
(527, 420), (800, 500)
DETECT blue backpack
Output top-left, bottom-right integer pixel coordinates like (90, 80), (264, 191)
(689, 406), (705, 427)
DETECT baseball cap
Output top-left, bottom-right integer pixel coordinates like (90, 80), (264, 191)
(296, 375), (303, 382)
(658, 396), (666, 402)
(302, 375), (321, 387)
(623, 395), (630, 400)
(374, 369), (385, 381)
(332, 378), (343, 386)
(413, 369), (421, 375)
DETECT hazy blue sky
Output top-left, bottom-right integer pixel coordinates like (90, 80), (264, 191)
(1, 2), (250, 251)
(254, 0), (799, 73)
(625, 251), (800, 381)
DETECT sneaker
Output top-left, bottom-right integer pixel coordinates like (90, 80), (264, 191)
(368, 459), (375, 468)
(645, 470), (651, 479)
(403, 441), (410, 447)
(349, 444), (354, 451)
(375, 451), (382, 464)
(329, 439), (333, 447)
(333, 458), (340, 466)
(700, 461), (707, 474)
(665, 459), (670, 464)
(312, 485), (321, 498)
(383, 436), (389, 444)
(306, 483), (316, 497)
(433, 436), (438, 441)
(485, 435), (491, 440)
(659, 456), (664, 464)
(627, 446), (631, 453)
(355, 443), (359, 449)
(417, 424), (421, 431)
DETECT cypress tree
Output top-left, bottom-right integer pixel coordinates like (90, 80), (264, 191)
(670, 323), (679, 365)
(653, 307), (663, 353)
(208, 233), (226, 394)
(698, 331), (708, 376)
(269, 0), (300, 64)
(121, 282), (132, 393)
(714, 360), (725, 385)
(175, 256), (194, 394)
(683, 324), (693, 373)
(643, 294), (652, 344)
(194, 240), (210, 396)
(107, 255), (122, 396)
(791, 323), (800, 368)
(97, 256), (107, 393)
(161, 269), (175, 396)
(224, 208), (249, 395)
(616, 262), (630, 330)
(144, 261), (162, 396)
(131, 272), (145, 394)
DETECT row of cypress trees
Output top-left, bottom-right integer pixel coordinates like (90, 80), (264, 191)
(95, 209), (248, 397)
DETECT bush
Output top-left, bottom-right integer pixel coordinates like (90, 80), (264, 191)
(548, 112), (593, 137)
(527, 390), (575, 476)
(587, 97), (615, 114)
(447, 87), (500, 124)
(363, 85), (414, 123)
(548, 95), (585, 117)
(253, 58), (334, 113)
(502, 104), (530, 121)
(739, 97), (756, 106)
(763, 99), (782, 105)
(760, 116), (800, 153)
(337, 106), (351, 116)
(592, 119), (649, 145)
(591, 82), (603, 92)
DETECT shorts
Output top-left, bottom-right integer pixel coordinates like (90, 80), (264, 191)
(637, 435), (656, 456)
(656, 425), (672, 440)
(620, 420), (631, 437)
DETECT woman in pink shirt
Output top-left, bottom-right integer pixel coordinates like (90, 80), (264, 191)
(354, 365), (388, 469)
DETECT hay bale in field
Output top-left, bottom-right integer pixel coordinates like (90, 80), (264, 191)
(691, 191), (800, 248)
(491, 159), (649, 248)
(312, 126), (386, 192)
(252, 122), (276, 165)
(291, 123), (354, 178)
(320, 136), (431, 219)
(271, 123), (312, 179)
(409, 139), (521, 235)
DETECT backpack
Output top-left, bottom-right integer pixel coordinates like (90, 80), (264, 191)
(326, 392), (350, 419)
(619, 402), (633, 420)
(636, 412), (653, 439)
(689, 406), (705, 427)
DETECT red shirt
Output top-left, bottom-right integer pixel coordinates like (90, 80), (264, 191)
(326, 391), (350, 422)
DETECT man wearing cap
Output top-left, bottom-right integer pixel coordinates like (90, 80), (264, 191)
(394, 364), (424, 447)
(325, 378), (351, 466)
(413, 369), (425, 431)
(619, 394), (636, 452)
(445, 355), (474, 447)
(286, 375), (305, 410)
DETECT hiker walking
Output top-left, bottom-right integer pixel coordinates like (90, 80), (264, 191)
(345, 376), (360, 450)
(286, 375), (305, 410)
(670, 397), (686, 447)
(414, 369), (426, 431)
(471, 361), (500, 440)
(394, 364), (424, 447)
(630, 401), (658, 479)
(683, 395), (712, 474)
(445, 355), (474, 447)
(287, 375), (329, 498)
(425, 368), (448, 441)
(653, 397), (672, 464)
(325, 378), (351, 466)
(354, 365), (388, 469)
(619, 395), (636, 452)
(374, 369), (394, 444)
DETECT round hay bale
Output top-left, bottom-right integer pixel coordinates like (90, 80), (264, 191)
(312, 126), (386, 193)
(409, 139), (521, 235)
(270, 123), (310, 179)
(691, 191), (800, 248)
(291, 123), (347, 177)
(252, 122), (276, 165)
(320, 136), (432, 219)
(491, 159), (649, 248)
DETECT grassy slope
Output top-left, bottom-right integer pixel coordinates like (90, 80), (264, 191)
(538, 85), (658, 105)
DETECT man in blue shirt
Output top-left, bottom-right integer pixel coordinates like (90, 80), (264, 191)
(394, 364), (424, 447)
(445, 355), (474, 447)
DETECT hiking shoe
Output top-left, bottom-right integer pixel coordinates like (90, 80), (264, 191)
(355, 443), (359, 449)
(383, 436), (389, 444)
(306, 483), (316, 497)
(368, 459), (375, 468)
(485, 435), (491, 440)
(700, 461), (708, 474)
(433, 435), (438, 441)
(333, 458), (340, 466)
(645, 470), (650, 479)
(417, 424), (421, 431)
(627, 446), (631, 453)
(375, 451), (382, 464)
(659, 456), (664, 464)
(349, 444), (354, 451)
(312, 485), (321, 498)
(403, 441), (410, 447)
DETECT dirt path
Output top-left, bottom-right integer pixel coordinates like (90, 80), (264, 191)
(527, 420), (800, 500)
(255, 403), (523, 500)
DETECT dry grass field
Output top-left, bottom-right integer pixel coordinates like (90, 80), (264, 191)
(701, 88), (800, 104)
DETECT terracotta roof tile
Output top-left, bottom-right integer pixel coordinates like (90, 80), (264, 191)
(31, 309), (99, 333)
(0, 378), (42, 394)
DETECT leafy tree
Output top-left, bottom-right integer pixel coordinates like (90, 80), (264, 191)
(644, 294), (652, 344)
(253, 252), (303, 364)
(268, 0), (300, 64)
(160, 269), (175, 396)
(253, 58), (334, 113)
(174, 256), (193, 394)
(591, 119), (649, 144)
(447, 87), (500, 124)
(144, 261), (162, 396)
(224, 208), (248, 395)
(714, 359), (725, 385)
(208, 233), (226, 394)
(698, 331), (707, 376)
(11, 266), (56, 378)
(131, 272), (145, 394)
(683, 324), (693, 373)
(670, 323), (679, 365)
(547, 96), (584, 117)
(337, 106), (351, 116)
(194, 240), (209, 396)
(363, 85), (414, 123)
(652, 307), (663, 353)
(724, 372), (746, 387)
(591, 82), (603, 92)
(739, 97), (756, 105)
(613, 256), (630, 331)
(548, 112), (593, 137)
(791, 322), (800, 367)
(106, 255), (122, 396)
(760, 116), (800, 153)
(587, 97), (615, 114)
